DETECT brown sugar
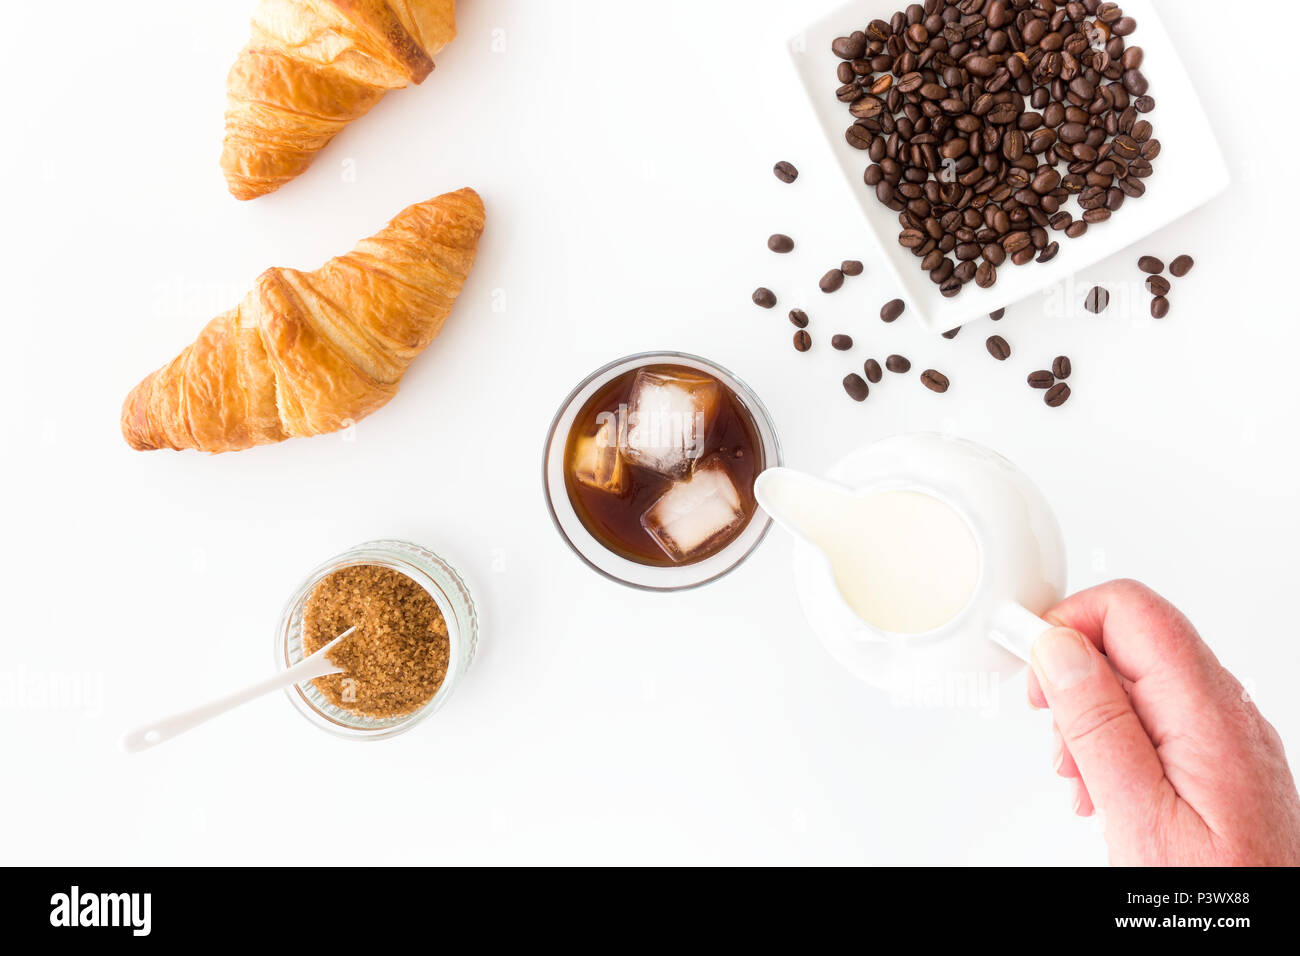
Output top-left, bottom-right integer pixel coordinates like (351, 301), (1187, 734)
(302, 565), (450, 719)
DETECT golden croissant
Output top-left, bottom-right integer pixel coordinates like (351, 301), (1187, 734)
(122, 187), (484, 453)
(222, 0), (457, 200)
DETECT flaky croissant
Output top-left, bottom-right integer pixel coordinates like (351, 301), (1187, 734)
(222, 0), (457, 200)
(122, 187), (484, 453)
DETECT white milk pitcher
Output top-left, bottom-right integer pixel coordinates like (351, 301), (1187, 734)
(754, 434), (1067, 692)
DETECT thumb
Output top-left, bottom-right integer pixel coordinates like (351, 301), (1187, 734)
(1031, 627), (1169, 830)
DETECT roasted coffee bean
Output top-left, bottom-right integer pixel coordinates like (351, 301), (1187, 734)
(849, 96), (885, 120)
(1066, 220), (1088, 239)
(1151, 295), (1170, 319)
(793, 330), (812, 352)
(942, 327), (961, 339)
(753, 287), (777, 309)
(1146, 275), (1171, 296)
(788, 309), (809, 329)
(886, 354), (912, 374)
(899, 228), (926, 249)
(846, 125), (874, 149)
(831, 35), (867, 60)
(986, 334), (1011, 360)
(841, 259), (864, 276)
(990, 309), (1005, 321)
(976, 260), (998, 288)
(1037, 241), (1060, 263)
(880, 298), (906, 323)
(864, 359), (883, 384)
(773, 161), (798, 184)
(768, 234), (794, 254)
(1052, 356), (1072, 380)
(1045, 382), (1072, 407)
(1170, 254), (1195, 277)
(921, 369), (951, 393)
(820, 269), (846, 293)
(832, 334), (854, 351)
(1028, 370), (1055, 389)
(843, 374), (870, 403)
(1084, 285), (1110, 313)
(1138, 255), (1164, 274)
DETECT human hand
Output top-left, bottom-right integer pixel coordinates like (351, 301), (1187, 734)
(1027, 579), (1300, 866)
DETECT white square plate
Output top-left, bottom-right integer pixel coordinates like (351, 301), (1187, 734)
(790, 0), (1229, 333)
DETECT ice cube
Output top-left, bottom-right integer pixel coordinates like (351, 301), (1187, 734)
(641, 456), (746, 562)
(570, 416), (627, 495)
(623, 368), (722, 478)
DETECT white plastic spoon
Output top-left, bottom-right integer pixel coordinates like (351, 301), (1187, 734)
(118, 627), (356, 753)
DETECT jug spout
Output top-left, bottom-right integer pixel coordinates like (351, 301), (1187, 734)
(753, 467), (854, 550)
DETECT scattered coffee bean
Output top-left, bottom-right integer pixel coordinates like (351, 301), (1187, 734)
(788, 309), (809, 329)
(1045, 382), (1072, 408)
(880, 299), (906, 323)
(793, 330), (812, 351)
(1146, 275), (1170, 296)
(1052, 356), (1072, 380)
(990, 309), (1005, 321)
(832, 334), (854, 351)
(753, 287), (776, 309)
(1170, 255), (1195, 278)
(843, 374), (870, 403)
(886, 354), (911, 374)
(1037, 242), (1060, 264)
(841, 260), (864, 276)
(768, 234), (795, 254)
(1138, 255), (1164, 274)
(986, 335), (1011, 361)
(1084, 286), (1110, 314)
(1028, 370), (1055, 389)
(773, 161), (798, 184)
(820, 269), (845, 293)
(942, 328), (960, 340)
(1151, 295), (1170, 319)
(864, 359), (883, 384)
(921, 370), (950, 393)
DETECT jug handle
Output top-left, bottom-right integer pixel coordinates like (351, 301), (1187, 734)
(990, 601), (1053, 663)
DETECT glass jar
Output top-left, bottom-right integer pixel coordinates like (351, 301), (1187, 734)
(543, 351), (783, 590)
(274, 540), (477, 740)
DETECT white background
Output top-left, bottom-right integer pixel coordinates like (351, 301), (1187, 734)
(2, 0), (1297, 865)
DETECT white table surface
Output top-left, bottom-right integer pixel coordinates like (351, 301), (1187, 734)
(2, 0), (1297, 865)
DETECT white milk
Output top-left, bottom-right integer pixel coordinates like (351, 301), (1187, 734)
(762, 480), (980, 634)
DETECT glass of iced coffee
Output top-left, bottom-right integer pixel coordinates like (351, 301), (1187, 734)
(543, 352), (782, 590)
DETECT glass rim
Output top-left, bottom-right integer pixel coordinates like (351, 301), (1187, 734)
(541, 350), (783, 593)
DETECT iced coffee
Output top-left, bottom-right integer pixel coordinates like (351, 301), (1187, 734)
(563, 364), (765, 567)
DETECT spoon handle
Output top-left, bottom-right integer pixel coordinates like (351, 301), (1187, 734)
(118, 628), (354, 753)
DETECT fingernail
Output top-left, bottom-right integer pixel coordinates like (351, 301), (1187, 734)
(1052, 739), (1066, 774)
(1032, 627), (1095, 691)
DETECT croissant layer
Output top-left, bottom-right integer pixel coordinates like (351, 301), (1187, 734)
(222, 0), (457, 199)
(122, 187), (485, 453)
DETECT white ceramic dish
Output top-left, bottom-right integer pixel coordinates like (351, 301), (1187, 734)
(790, 0), (1230, 333)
